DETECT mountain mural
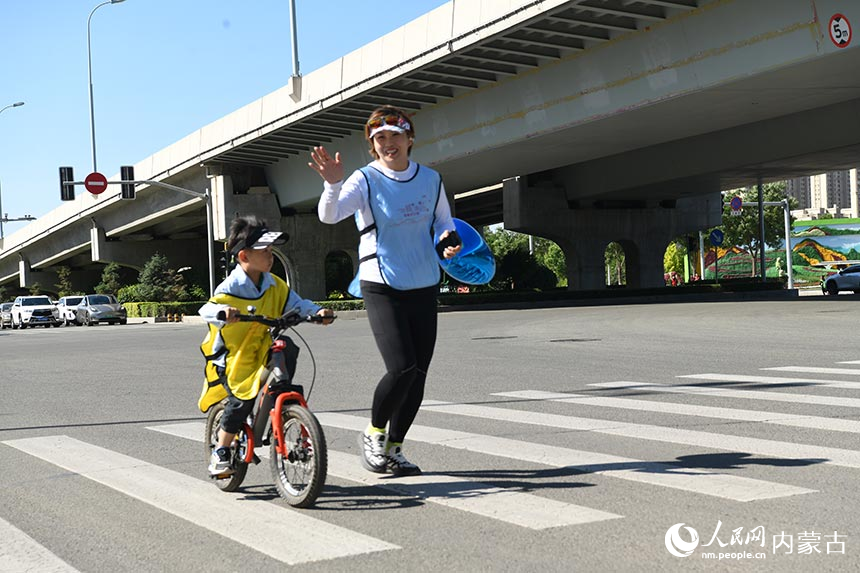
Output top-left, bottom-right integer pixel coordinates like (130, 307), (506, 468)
(791, 239), (847, 266)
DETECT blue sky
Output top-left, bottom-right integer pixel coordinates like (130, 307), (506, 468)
(0, 0), (449, 237)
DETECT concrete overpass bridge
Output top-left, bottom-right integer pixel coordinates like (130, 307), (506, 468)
(2, 0), (858, 299)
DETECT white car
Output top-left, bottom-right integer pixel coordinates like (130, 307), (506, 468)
(821, 265), (860, 295)
(11, 295), (61, 328)
(56, 295), (84, 326)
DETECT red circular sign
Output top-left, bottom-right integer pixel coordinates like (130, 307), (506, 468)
(829, 13), (852, 48)
(84, 172), (108, 195)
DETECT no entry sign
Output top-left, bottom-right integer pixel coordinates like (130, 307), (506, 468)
(84, 172), (108, 195)
(829, 13), (852, 48)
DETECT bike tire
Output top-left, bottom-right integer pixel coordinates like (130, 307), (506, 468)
(204, 401), (248, 491)
(270, 404), (327, 508)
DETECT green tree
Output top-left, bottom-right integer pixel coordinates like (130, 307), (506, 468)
(28, 283), (42, 296)
(137, 253), (174, 302)
(663, 241), (685, 276)
(606, 242), (627, 285)
(95, 262), (124, 295)
(54, 266), (77, 298)
(483, 228), (562, 290)
(720, 182), (794, 276)
(0, 285), (7, 302)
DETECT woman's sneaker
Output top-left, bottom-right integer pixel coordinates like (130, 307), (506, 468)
(386, 445), (421, 477)
(208, 447), (233, 477)
(359, 429), (387, 473)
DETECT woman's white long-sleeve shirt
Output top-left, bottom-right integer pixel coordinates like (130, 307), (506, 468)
(317, 160), (454, 286)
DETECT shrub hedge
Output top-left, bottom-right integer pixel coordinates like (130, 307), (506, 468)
(124, 299), (367, 317)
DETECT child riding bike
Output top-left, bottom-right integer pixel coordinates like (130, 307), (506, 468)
(198, 215), (333, 476)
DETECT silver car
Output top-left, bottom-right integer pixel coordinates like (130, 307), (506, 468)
(0, 302), (12, 329)
(821, 264), (860, 295)
(75, 294), (128, 326)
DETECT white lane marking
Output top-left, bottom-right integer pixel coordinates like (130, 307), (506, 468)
(431, 396), (860, 469)
(836, 361), (860, 365)
(494, 389), (860, 434)
(2, 436), (396, 565)
(677, 373), (860, 390)
(763, 366), (860, 376)
(590, 381), (860, 409)
(0, 516), (81, 573)
(315, 413), (813, 502)
(149, 423), (620, 529)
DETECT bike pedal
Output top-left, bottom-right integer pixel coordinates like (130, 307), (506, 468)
(252, 454), (261, 465)
(209, 471), (234, 480)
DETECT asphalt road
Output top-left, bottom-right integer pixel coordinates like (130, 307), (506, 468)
(1, 297), (859, 572)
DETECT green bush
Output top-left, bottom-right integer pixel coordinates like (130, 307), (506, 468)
(124, 301), (207, 318)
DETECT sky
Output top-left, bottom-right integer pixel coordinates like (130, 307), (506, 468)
(0, 0), (450, 238)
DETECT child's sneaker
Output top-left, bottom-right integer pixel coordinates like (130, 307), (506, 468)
(359, 428), (387, 473)
(386, 445), (421, 477)
(208, 446), (233, 477)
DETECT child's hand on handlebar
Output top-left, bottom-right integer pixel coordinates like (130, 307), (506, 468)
(223, 307), (241, 324)
(316, 308), (335, 325)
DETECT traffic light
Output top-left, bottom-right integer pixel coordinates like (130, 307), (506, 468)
(60, 166), (75, 201)
(120, 165), (135, 200)
(216, 249), (230, 279)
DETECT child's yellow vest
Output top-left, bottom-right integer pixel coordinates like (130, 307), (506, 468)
(198, 276), (289, 412)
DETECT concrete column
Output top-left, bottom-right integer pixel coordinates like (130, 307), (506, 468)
(18, 255), (59, 293)
(279, 213), (358, 300)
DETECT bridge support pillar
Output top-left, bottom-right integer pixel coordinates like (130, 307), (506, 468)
(279, 213), (360, 301)
(18, 256), (59, 293)
(503, 176), (721, 290)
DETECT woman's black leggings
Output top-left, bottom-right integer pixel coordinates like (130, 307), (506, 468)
(361, 281), (438, 444)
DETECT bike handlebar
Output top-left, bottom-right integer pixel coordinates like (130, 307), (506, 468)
(215, 310), (334, 328)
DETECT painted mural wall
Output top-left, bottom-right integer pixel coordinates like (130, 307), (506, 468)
(702, 219), (860, 285)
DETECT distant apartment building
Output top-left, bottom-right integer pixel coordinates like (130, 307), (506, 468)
(787, 168), (860, 220)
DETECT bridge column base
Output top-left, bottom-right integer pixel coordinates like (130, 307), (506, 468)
(503, 176), (721, 290)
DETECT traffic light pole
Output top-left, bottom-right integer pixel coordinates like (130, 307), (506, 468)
(124, 179), (216, 297)
(723, 199), (794, 290)
(62, 177), (216, 296)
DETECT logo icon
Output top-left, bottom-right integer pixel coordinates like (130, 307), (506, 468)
(665, 523), (699, 557)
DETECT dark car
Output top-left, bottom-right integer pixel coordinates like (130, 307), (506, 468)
(75, 294), (128, 326)
(0, 302), (12, 329)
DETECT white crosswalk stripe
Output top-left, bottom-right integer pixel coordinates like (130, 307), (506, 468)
(678, 372), (860, 390)
(413, 397), (860, 469)
(149, 422), (621, 529)
(764, 366), (860, 376)
(316, 412), (813, 502)
(2, 436), (397, 565)
(0, 516), (81, 573)
(590, 380), (860, 409)
(493, 389), (860, 434)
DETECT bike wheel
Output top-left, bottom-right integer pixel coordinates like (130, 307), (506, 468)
(204, 401), (248, 491)
(270, 405), (327, 508)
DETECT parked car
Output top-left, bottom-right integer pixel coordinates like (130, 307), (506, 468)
(0, 302), (13, 329)
(75, 294), (127, 326)
(55, 295), (84, 326)
(821, 265), (860, 295)
(11, 295), (61, 328)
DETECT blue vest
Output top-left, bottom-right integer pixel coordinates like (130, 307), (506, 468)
(359, 165), (442, 290)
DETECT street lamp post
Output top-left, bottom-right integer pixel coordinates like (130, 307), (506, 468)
(0, 101), (26, 240)
(87, 0), (126, 173)
(0, 101), (24, 115)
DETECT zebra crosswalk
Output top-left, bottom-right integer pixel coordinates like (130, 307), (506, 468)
(3, 360), (860, 568)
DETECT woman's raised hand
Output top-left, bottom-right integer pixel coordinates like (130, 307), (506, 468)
(308, 146), (344, 184)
